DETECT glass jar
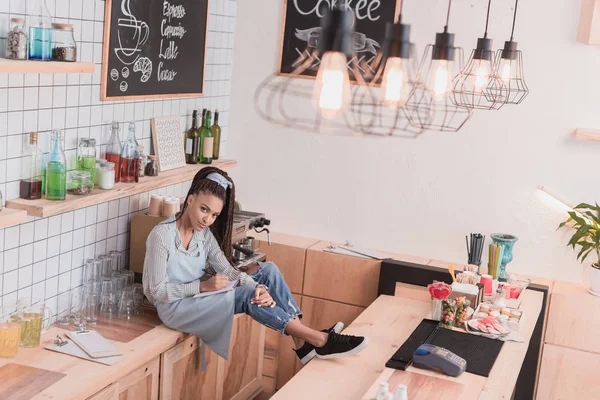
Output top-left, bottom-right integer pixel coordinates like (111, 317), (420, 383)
(138, 146), (146, 178)
(51, 23), (76, 62)
(6, 18), (27, 60)
(77, 138), (97, 184)
(67, 171), (93, 196)
(100, 162), (116, 190)
(144, 155), (159, 177)
(29, 0), (53, 61)
(95, 159), (106, 186)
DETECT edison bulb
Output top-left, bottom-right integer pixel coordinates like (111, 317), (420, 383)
(498, 58), (512, 84)
(426, 60), (454, 100)
(472, 59), (492, 91)
(312, 52), (351, 119)
(381, 57), (410, 107)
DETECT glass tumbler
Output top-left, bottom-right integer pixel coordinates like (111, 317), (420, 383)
(99, 293), (117, 320)
(98, 255), (112, 279)
(70, 287), (85, 330)
(56, 290), (71, 325)
(118, 288), (135, 320)
(131, 283), (145, 315)
(83, 292), (98, 325)
(122, 270), (135, 287)
(20, 299), (52, 348)
(84, 258), (101, 283)
(0, 306), (22, 358)
(109, 250), (123, 274)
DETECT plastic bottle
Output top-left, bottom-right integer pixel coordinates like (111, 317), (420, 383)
(393, 384), (408, 400)
(375, 381), (390, 400)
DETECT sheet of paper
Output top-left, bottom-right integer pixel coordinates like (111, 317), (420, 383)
(45, 340), (125, 366)
(194, 279), (239, 298)
(339, 245), (393, 260)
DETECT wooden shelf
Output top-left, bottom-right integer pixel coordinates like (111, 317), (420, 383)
(0, 58), (95, 74)
(575, 129), (600, 141)
(6, 159), (237, 218)
(0, 207), (27, 228)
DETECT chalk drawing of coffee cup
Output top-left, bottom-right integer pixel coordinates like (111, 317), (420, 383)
(115, 0), (149, 65)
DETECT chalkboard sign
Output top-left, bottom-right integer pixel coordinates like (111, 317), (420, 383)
(101, 0), (208, 100)
(279, 0), (400, 79)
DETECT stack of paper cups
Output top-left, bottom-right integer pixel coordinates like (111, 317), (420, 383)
(148, 195), (164, 217)
(162, 197), (180, 217)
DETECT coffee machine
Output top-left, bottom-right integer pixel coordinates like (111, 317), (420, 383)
(230, 204), (271, 271)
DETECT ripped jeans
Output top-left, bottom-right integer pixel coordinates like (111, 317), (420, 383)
(234, 261), (301, 335)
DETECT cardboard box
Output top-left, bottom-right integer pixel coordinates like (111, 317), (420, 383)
(129, 213), (168, 274)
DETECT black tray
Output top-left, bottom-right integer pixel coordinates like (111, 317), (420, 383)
(386, 319), (504, 377)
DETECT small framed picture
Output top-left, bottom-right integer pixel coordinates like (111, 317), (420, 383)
(151, 116), (186, 172)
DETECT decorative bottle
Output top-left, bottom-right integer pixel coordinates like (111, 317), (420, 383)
(199, 111), (213, 164)
(20, 132), (44, 200)
(185, 110), (200, 164)
(120, 122), (140, 183)
(46, 130), (67, 200)
(28, 0), (53, 60)
(212, 109), (221, 160)
(106, 122), (122, 183)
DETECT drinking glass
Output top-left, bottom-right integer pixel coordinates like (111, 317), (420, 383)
(122, 270), (135, 287)
(83, 292), (98, 325)
(70, 287), (85, 330)
(109, 250), (123, 274)
(20, 298), (52, 348)
(118, 287), (135, 320)
(98, 255), (111, 279)
(56, 290), (71, 325)
(0, 306), (21, 358)
(99, 293), (117, 320)
(131, 283), (144, 315)
(84, 258), (101, 283)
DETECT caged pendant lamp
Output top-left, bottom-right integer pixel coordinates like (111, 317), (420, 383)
(486, 0), (529, 105)
(254, 4), (377, 136)
(451, 0), (507, 110)
(352, 0), (423, 138)
(404, 0), (472, 132)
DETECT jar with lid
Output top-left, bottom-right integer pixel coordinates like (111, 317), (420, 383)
(67, 171), (93, 195)
(144, 155), (159, 177)
(99, 162), (116, 190)
(77, 138), (97, 184)
(6, 18), (27, 60)
(51, 23), (76, 62)
(95, 159), (106, 186)
(138, 146), (146, 178)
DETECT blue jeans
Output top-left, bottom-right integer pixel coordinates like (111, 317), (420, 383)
(234, 262), (302, 335)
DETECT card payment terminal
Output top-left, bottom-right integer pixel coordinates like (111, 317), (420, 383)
(412, 344), (467, 377)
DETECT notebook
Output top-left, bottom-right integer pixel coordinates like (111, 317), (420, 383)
(194, 279), (239, 298)
(66, 330), (123, 358)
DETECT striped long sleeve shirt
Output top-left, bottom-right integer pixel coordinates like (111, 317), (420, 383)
(143, 222), (257, 304)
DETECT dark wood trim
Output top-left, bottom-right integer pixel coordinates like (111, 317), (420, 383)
(378, 259), (549, 400)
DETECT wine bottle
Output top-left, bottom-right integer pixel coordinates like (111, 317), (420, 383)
(199, 111), (213, 165)
(20, 132), (44, 200)
(211, 109), (221, 160)
(185, 110), (200, 164)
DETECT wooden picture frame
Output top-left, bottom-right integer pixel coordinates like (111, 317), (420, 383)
(151, 116), (186, 172)
(277, 0), (401, 81)
(100, 0), (209, 101)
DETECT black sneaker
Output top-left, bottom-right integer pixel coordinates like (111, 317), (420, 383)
(315, 332), (369, 359)
(294, 321), (344, 365)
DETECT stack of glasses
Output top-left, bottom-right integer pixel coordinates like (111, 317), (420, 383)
(56, 250), (145, 329)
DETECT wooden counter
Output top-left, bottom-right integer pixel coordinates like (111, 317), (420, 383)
(272, 290), (543, 400)
(0, 311), (264, 400)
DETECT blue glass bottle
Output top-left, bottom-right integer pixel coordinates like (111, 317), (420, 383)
(28, 0), (53, 60)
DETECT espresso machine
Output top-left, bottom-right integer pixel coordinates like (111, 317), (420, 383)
(231, 203), (271, 271)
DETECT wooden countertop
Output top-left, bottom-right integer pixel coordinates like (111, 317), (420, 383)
(0, 314), (187, 400)
(273, 290), (543, 400)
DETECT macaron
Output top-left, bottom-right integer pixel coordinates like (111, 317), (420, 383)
(510, 310), (522, 318)
(501, 308), (511, 316)
(489, 310), (500, 317)
(498, 314), (509, 321)
(474, 312), (488, 319)
(509, 317), (519, 323)
(480, 304), (491, 311)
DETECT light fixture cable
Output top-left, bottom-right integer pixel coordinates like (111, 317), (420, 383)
(510, 0), (519, 41)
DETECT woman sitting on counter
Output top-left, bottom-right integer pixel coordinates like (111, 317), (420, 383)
(143, 167), (368, 367)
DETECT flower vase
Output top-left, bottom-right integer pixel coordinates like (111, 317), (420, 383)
(431, 298), (442, 320)
(491, 233), (518, 282)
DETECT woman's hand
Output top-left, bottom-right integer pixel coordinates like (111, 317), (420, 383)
(252, 286), (276, 308)
(201, 274), (229, 292)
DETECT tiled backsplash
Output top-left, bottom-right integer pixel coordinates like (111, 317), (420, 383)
(0, 0), (237, 315)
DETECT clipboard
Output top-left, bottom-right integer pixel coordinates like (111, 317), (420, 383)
(45, 339), (125, 366)
(66, 330), (123, 358)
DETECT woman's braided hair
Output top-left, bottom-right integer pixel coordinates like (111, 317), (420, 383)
(175, 167), (236, 261)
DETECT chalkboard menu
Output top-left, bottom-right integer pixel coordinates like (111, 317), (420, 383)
(101, 0), (208, 100)
(279, 0), (400, 79)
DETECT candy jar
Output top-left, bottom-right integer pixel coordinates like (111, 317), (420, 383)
(6, 18), (27, 60)
(440, 298), (457, 329)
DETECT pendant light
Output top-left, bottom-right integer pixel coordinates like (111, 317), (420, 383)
(353, 1), (423, 138)
(451, 0), (507, 110)
(487, 0), (529, 105)
(404, 0), (472, 132)
(254, 5), (376, 136)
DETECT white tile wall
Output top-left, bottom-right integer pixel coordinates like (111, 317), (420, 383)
(0, 0), (237, 315)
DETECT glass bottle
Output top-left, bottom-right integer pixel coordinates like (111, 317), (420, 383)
(185, 110), (200, 164)
(46, 130), (67, 200)
(77, 138), (97, 185)
(120, 122), (140, 183)
(106, 122), (122, 183)
(211, 109), (221, 160)
(51, 23), (77, 62)
(138, 146), (146, 178)
(199, 111), (213, 165)
(20, 132), (44, 200)
(28, 0), (53, 61)
(6, 18), (27, 60)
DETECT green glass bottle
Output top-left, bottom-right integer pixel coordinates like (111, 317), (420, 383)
(199, 111), (213, 165)
(46, 130), (67, 200)
(211, 109), (221, 160)
(185, 110), (200, 164)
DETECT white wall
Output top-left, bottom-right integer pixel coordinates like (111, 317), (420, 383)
(229, 0), (600, 283)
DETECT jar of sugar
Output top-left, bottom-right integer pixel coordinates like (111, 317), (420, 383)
(99, 162), (115, 190)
